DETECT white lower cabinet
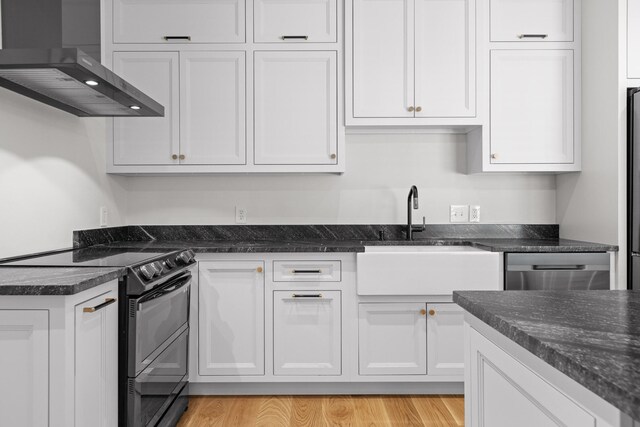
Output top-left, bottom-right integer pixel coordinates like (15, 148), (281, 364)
(273, 290), (342, 376)
(358, 303), (427, 375)
(0, 281), (118, 427)
(426, 303), (464, 376)
(198, 261), (265, 376)
(0, 310), (49, 427)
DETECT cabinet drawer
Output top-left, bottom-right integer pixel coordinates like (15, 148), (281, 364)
(113, 0), (246, 43)
(254, 0), (337, 43)
(273, 260), (341, 282)
(490, 0), (574, 42)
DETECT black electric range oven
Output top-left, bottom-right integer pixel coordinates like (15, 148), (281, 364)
(2, 246), (197, 427)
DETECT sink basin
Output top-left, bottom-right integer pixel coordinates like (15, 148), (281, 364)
(365, 245), (482, 253)
(357, 246), (501, 296)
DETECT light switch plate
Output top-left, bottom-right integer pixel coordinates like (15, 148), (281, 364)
(450, 205), (469, 223)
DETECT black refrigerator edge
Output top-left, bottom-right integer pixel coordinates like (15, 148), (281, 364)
(628, 88), (640, 289)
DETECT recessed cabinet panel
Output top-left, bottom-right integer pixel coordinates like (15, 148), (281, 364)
(180, 52), (246, 165)
(358, 303), (427, 375)
(414, 0), (475, 118)
(490, 50), (574, 164)
(254, 51), (338, 165)
(254, 0), (337, 43)
(426, 303), (464, 376)
(199, 261), (265, 376)
(75, 291), (118, 427)
(352, 0), (414, 118)
(113, 0), (245, 43)
(629, 0), (640, 78)
(490, 0), (574, 42)
(0, 310), (48, 427)
(273, 291), (342, 376)
(113, 52), (180, 165)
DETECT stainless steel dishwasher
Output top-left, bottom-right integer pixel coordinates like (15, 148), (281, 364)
(505, 253), (611, 290)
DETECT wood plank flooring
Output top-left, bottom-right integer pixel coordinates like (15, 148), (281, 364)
(177, 395), (464, 427)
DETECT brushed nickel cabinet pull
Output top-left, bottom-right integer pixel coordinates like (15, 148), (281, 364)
(281, 35), (309, 40)
(517, 34), (548, 39)
(164, 36), (192, 41)
(292, 294), (323, 298)
(83, 298), (117, 313)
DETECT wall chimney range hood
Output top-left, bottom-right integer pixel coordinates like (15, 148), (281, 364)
(0, 0), (163, 117)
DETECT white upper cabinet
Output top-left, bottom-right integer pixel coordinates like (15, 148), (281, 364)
(113, 52), (180, 166)
(352, 0), (414, 118)
(414, 0), (476, 118)
(254, 51), (338, 165)
(490, 50), (574, 165)
(629, 0), (640, 78)
(490, 0), (574, 42)
(254, 0), (337, 43)
(113, 0), (246, 43)
(350, 0), (476, 122)
(180, 52), (246, 165)
(273, 291), (342, 376)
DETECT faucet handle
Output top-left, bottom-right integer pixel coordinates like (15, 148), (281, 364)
(422, 216), (426, 230)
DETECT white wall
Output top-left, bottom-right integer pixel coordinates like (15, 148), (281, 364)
(0, 88), (127, 258)
(125, 133), (557, 225)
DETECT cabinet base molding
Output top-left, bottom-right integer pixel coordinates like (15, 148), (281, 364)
(189, 382), (463, 396)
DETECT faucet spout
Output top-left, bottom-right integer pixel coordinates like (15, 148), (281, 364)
(407, 186), (425, 241)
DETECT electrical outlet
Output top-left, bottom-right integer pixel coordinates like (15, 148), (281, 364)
(470, 205), (481, 223)
(450, 205), (469, 223)
(235, 206), (247, 224)
(99, 206), (108, 227)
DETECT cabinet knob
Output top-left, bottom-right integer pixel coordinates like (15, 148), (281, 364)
(429, 309), (436, 316)
(179, 154), (186, 160)
(172, 154), (178, 160)
(257, 267), (263, 273)
(330, 153), (337, 160)
(415, 106), (422, 112)
(491, 153), (498, 160)
(420, 309), (427, 316)
(408, 106), (415, 112)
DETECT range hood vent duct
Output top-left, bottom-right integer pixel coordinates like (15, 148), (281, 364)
(0, 0), (163, 117)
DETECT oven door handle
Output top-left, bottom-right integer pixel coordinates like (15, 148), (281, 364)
(137, 273), (191, 306)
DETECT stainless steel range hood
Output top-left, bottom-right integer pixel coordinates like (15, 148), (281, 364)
(0, 0), (163, 117)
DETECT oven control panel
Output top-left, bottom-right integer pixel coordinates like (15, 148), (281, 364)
(132, 249), (196, 286)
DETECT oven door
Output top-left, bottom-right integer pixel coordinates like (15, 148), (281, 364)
(128, 326), (189, 427)
(129, 272), (191, 377)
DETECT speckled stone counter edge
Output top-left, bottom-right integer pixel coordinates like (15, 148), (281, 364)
(74, 224), (560, 248)
(0, 267), (125, 296)
(453, 291), (640, 422)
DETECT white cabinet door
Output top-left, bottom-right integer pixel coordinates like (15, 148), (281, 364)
(254, 0), (337, 43)
(414, 0), (475, 118)
(254, 51), (338, 165)
(75, 291), (118, 427)
(180, 52), (246, 165)
(490, 0), (574, 42)
(273, 291), (341, 376)
(0, 310), (48, 427)
(113, 52), (180, 165)
(490, 50), (574, 165)
(352, 0), (414, 118)
(426, 303), (464, 376)
(358, 303), (426, 375)
(629, 0), (640, 78)
(199, 261), (265, 376)
(113, 0), (245, 43)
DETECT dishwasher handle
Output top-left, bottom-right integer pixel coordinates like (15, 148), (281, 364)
(532, 265), (586, 271)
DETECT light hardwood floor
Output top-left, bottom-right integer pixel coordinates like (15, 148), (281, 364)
(177, 395), (464, 427)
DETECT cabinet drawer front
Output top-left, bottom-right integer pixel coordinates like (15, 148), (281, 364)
(255, 0), (337, 43)
(273, 290), (342, 376)
(113, 0), (246, 43)
(490, 49), (574, 165)
(490, 0), (574, 42)
(273, 260), (341, 282)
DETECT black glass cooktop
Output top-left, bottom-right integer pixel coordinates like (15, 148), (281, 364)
(2, 247), (173, 267)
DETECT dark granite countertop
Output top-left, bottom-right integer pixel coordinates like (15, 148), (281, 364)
(453, 290), (640, 422)
(0, 267), (125, 295)
(99, 238), (617, 253)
